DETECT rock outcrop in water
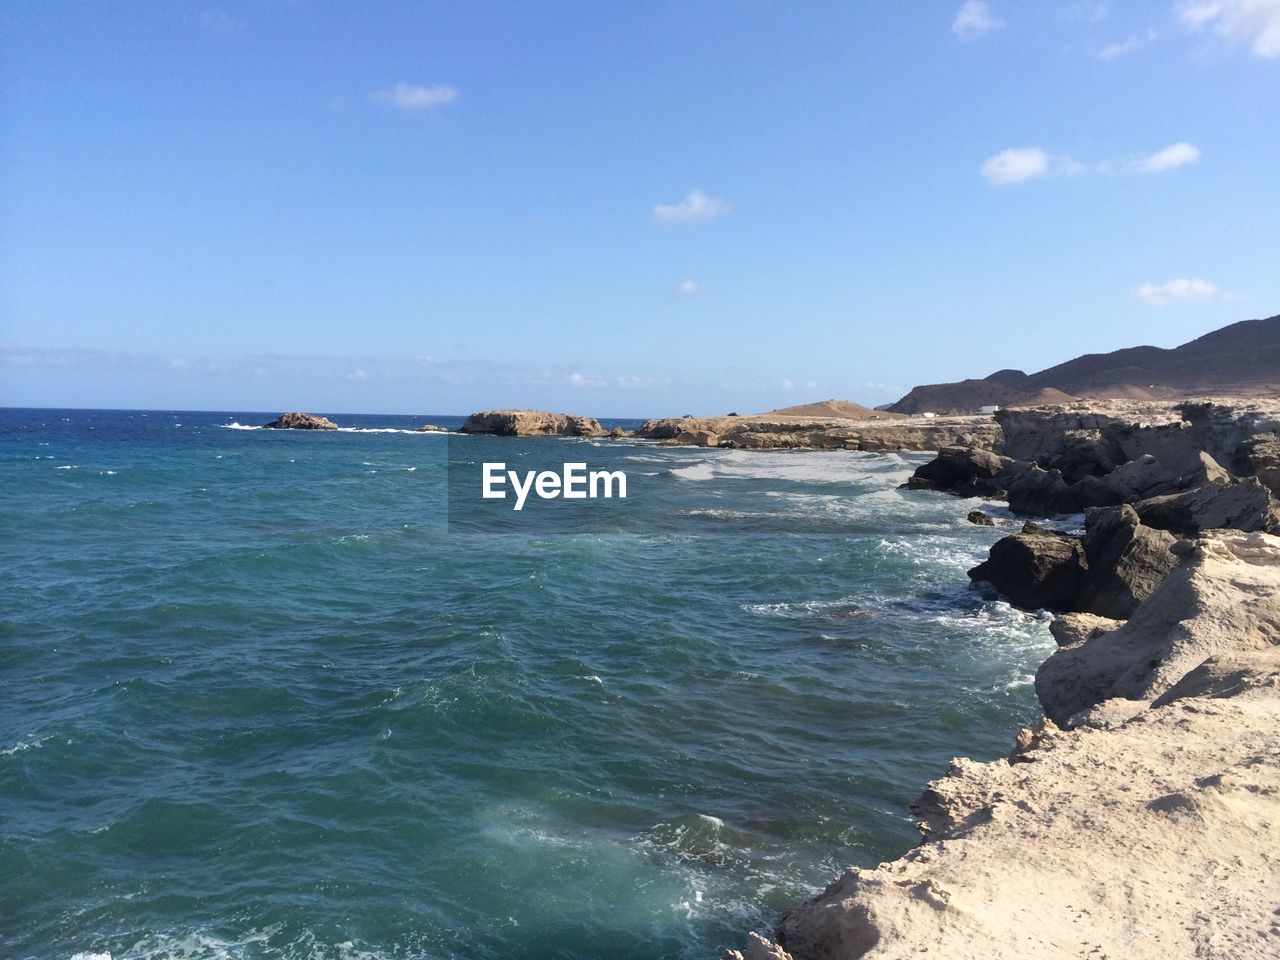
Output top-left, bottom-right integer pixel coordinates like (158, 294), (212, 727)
(968, 506), (1179, 618)
(263, 412), (339, 429)
(458, 410), (604, 437)
(725, 532), (1280, 960)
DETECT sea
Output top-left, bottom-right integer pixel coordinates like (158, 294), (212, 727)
(0, 408), (1053, 960)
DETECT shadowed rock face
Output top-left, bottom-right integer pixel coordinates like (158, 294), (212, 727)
(1076, 505), (1179, 619)
(263, 412), (338, 429)
(968, 524), (1088, 611)
(967, 508), (1179, 618)
(1134, 477), (1280, 536)
(457, 410), (604, 437)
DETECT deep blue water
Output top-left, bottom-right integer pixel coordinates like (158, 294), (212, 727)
(0, 408), (1052, 960)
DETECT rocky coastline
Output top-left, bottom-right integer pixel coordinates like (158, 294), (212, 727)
(723, 397), (1280, 960)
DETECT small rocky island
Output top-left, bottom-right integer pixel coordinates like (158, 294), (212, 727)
(263, 412), (339, 430)
(458, 409), (605, 437)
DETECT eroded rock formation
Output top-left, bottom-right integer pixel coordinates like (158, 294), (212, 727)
(458, 410), (604, 437)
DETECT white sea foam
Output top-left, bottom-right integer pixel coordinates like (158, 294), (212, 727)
(2, 734), (51, 756)
(668, 461), (715, 481)
(56, 464), (77, 470)
(218, 422), (448, 435)
(677, 448), (920, 485)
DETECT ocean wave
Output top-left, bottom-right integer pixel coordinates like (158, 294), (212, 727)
(703, 449), (919, 485)
(218, 422), (449, 435)
(62, 927), (375, 960)
(2, 734), (52, 756)
(335, 427), (446, 435)
(667, 461), (715, 481)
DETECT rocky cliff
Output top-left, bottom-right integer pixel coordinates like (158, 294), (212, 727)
(725, 533), (1280, 960)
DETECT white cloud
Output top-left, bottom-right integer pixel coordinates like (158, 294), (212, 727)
(1179, 0), (1280, 57)
(675, 280), (706, 296)
(565, 372), (608, 388)
(981, 147), (1051, 185)
(982, 141), (1200, 184)
(953, 0), (1003, 37)
(1134, 277), (1220, 305)
(1098, 29), (1158, 58)
(652, 190), (729, 226)
(1135, 141), (1200, 173)
(373, 82), (459, 112)
(348, 368), (368, 380)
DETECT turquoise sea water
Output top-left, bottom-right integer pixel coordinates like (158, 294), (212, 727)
(1, 408), (1053, 960)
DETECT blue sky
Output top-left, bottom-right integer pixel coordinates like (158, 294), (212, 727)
(1, 1), (1277, 416)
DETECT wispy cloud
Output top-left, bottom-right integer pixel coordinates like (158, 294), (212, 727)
(953, 0), (1003, 38)
(981, 141), (1200, 184)
(564, 372), (659, 390)
(652, 190), (729, 226)
(981, 147), (1052, 184)
(1134, 277), (1222, 305)
(1135, 141), (1200, 172)
(1097, 29), (1158, 58)
(675, 280), (706, 296)
(1179, 0), (1280, 58)
(373, 82), (459, 113)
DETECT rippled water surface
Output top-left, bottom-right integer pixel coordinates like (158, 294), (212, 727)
(1, 408), (1052, 960)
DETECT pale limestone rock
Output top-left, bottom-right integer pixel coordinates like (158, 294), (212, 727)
(1035, 531), (1280, 724)
(458, 410), (603, 437)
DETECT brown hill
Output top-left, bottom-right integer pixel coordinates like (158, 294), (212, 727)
(889, 313), (1280, 415)
(765, 399), (907, 420)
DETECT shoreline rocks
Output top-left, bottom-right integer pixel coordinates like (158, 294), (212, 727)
(725, 398), (1280, 960)
(263, 412), (338, 430)
(907, 399), (1280, 526)
(726, 532), (1280, 960)
(637, 414), (1001, 451)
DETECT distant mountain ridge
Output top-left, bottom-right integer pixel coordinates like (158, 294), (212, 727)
(888, 313), (1280, 415)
